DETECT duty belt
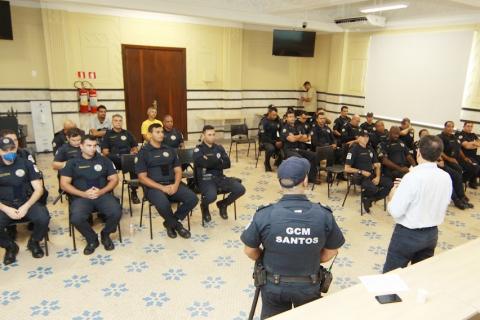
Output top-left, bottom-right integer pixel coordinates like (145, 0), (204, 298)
(266, 272), (321, 285)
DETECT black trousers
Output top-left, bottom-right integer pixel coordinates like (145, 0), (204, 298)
(109, 154), (138, 192)
(263, 142), (282, 167)
(285, 148), (318, 181)
(260, 282), (321, 319)
(199, 176), (245, 207)
(146, 184), (198, 228)
(459, 159), (480, 184)
(352, 174), (393, 201)
(0, 202), (50, 247)
(441, 165), (465, 200)
(70, 194), (122, 243)
(383, 167), (407, 180)
(383, 224), (438, 273)
(315, 146), (334, 167)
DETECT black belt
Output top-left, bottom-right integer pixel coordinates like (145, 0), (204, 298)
(266, 273), (320, 284)
(397, 224), (437, 231)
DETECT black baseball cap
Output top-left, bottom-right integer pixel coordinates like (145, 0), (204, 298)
(0, 137), (15, 151)
(277, 157), (310, 188)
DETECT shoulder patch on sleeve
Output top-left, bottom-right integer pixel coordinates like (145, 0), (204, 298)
(194, 147), (200, 152)
(346, 153), (352, 160)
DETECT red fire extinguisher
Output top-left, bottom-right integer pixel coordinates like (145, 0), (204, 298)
(75, 81), (90, 113)
(89, 88), (97, 113)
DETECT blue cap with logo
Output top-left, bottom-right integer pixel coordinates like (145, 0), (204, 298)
(277, 156), (310, 188)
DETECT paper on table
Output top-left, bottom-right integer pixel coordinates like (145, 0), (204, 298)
(359, 274), (409, 294)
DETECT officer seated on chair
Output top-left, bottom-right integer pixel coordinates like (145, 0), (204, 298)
(0, 129), (36, 164)
(0, 137), (50, 265)
(344, 131), (393, 213)
(101, 114), (140, 204)
(193, 125), (246, 224)
(60, 135), (122, 255)
(360, 112), (376, 134)
(52, 119), (83, 154)
(52, 128), (83, 171)
(310, 113), (336, 182)
(258, 105), (283, 172)
(377, 126), (416, 180)
(241, 157), (345, 319)
(162, 114), (185, 150)
(281, 110), (320, 185)
(369, 120), (389, 150)
(135, 123), (197, 239)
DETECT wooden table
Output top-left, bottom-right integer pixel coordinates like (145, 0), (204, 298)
(272, 239), (480, 320)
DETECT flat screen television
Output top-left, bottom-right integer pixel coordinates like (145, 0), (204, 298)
(0, 0), (13, 40)
(272, 30), (315, 57)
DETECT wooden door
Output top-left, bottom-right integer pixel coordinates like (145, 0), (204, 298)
(122, 44), (187, 142)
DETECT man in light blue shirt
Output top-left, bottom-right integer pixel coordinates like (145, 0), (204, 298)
(383, 135), (452, 273)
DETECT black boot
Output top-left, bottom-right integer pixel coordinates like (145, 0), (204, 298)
(264, 163), (273, 172)
(201, 204), (212, 223)
(27, 238), (44, 258)
(175, 222), (191, 239)
(216, 201), (228, 220)
(163, 222), (177, 238)
(100, 232), (115, 251)
(5, 225), (17, 241)
(3, 242), (19, 265)
(83, 238), (99, 255)
(461, 197), (474, 209)
(453, 198), (467, 210)
(362, 197), (373, 213)
(131, 190), (140, 204)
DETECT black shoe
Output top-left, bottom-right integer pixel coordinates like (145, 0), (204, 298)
(27, 239), (44, 258)
(201, 204), (212, 223)
(464, 195), (470, 202)
(5, 225), (17, 241)
(453, 199), (467, 210)
(462, 197), (474, 209)
(216, 202), (228, 220)
(175, 223), (191, 239)
(469, 182), (478, 190)
(83, 239), (99, 255)
(362, 197), (373, 213)
(3, 242), (19, 265)
(100, 233), (115, 251)
(264, 164), (273, 172)
(163, 222), (177, 238)
(131, 191), (140, 204)
(273, 158), (282, 167)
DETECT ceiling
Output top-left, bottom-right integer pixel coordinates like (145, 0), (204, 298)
(13, 0), (480, 32)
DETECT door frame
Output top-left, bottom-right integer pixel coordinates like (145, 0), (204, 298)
(121, 44), (188, 140)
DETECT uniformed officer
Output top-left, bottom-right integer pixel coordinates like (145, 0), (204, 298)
(369, 121), (389, 150)
(344, 131), (393, 213)
(101, 114), (140, 204)
(377, 126), (416, 180)
(295, 110), (313, 137)
(135, 123), (197, 239)
(458, 121), (480, 167)
(193, 125), (246, 223)
(339, 115), (362, 149)
(241, 157), (345, 319)
(162, 114), (185, 149)
(281, 110), (320, 184)
(0, 129), (36, 164)
(399, 118), (415, 153)
(52, 119), (82, 154)
(52, 128), (83, 171)
(0, 137), (50, 265)
(360, 112), (375, 134)
(60, 135), (122, 255)
(438, 121), (480, 189)
(258, 106), (283, 172)
(333, 106), (351, 138)
(310, 113), (336, 171)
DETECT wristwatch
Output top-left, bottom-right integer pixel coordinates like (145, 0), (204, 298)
(358, 170), (362, 175)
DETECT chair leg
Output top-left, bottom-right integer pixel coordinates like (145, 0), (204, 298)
(127, 186), (133, 217)
(140, 199), (144, 227)
(187, 211), (191, 231)
(247, 142), (250, 157)
(255, 149), (261, 168)
(360, 189), (364, 216)
(229, 142), (233, 158)
(118, 223), (123, 243)
(149, 205), (153, 240)
(44, 234), (49, 257)
(342, 181), (351, 207)
(234, 201), (237, 220)
(235, 143), (239, 162)
(254, 142), (257, 159)
(71, 224), (77, 251)
(384, 197), (387, 211)
(120, 181), (125, 211)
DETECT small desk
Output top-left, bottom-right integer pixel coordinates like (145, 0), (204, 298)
(273, 239), (480, 320)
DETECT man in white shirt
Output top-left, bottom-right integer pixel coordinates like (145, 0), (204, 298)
(89, 105), (112, 139)
(383, 135), (452, 273)
(299, 81), (317, 115)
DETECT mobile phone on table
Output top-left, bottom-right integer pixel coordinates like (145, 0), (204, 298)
(375, 294), (402, 304)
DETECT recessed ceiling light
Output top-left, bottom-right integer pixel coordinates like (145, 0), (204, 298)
(360, 2), (409, 14)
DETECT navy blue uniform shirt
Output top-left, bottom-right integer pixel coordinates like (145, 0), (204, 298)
(438, 132), (462, 159)
(54, 144), (81, 162)
(0, 157), (41, 204)
(457, 131), (478, 158)
(258, 117), (281, 145)
(192, 142), (231, 178)
(163, 128), (184, 149)
(101, 129), (137, 155)
(280, 123), (304, 150)
(241, 194), (345, 276)
(311, 123), (335, 147)
(377, 139), (410, 166)
(135, 143), (180, 184)
(346, 143), (378, 172)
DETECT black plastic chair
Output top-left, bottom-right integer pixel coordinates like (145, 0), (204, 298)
(341, 173), (386, 215)
(178, 148), (195, 180)
(120, 154), (139, 217)
(326, 165), (345, 198)
(139, 185), (192, 240)
(7, 218), (49, 257)
(255, 144), (265, 168)
(66, 194), (122, 251)
(228, 124), (257, 162)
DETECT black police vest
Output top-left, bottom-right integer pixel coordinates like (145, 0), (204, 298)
(441, 133), (461, 158)
(282, 124), (301, 150)
(259, 118), (280, 143)
(143, 146), (176, 184)
(163, 129), (182, 149)
(262, 203), (329, 277)
(384, 141), (407, 165)
(312, 125), (333, 146)
(0, 158), (34, 205)
(70, 156), (110, 191)
(458, 131), (477, 158)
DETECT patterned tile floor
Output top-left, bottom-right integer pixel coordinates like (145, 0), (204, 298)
(1, 146), (480, 319)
